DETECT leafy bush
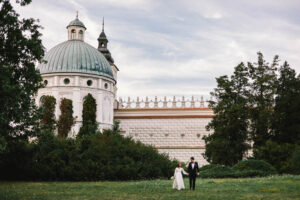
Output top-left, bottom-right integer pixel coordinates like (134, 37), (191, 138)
(199, 163), (276, 178)
(253, 141), (297, 173)
(291, 146), (300, 174)
(199, 165), (236, 178)
(0, 129), (177, 181)
(199, 164), (222, 171)
(233, 159), (277, 175)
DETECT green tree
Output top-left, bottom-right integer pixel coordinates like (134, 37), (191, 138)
(78, 93), (97, 136)
(272, 62), (300, 144)
(254, 141), (296, 173)
(0, 0), (44, 144)
(203, 63), (250, 166)
(40, 95), (56, 131)
(253, 62), (300, 174)
(57, 98), (74, 138)
(248, 52), (278, 149)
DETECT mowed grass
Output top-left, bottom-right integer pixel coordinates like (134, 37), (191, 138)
(0, 175), (299, 200)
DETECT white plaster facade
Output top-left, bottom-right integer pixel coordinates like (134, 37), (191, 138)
(114, 106), (213, 165)
(111, 64), (119, 97)
(158, 148), (208, 165)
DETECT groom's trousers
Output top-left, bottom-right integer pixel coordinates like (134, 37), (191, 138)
(189, 175), (196, 190)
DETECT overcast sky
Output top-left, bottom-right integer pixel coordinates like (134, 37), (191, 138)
(14, 0), (300, 100)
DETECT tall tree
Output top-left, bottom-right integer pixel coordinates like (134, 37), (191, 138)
(78, 93), (97, 136)
(272, 62), (300, 144)
(57, 98), (74, 138)
(0, 0), (44, 145)
(248, 52), (278, 149)
(203, 63), (250, 166)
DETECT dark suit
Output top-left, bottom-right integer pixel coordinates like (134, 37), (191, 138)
(187, 162), (199, 190)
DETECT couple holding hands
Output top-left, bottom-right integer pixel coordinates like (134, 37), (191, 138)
(172, 157), (200, 190)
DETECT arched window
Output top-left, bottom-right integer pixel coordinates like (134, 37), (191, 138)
(104, 83), (108, 89)
(78, 30), (83, 40)
(71, 29), (76, 39)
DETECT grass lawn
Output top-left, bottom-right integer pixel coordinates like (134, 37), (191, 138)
(0, 175), (299, 200)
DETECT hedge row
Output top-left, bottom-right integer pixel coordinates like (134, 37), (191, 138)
(199, 160), (277, 178)
(0, 130), (177, 181)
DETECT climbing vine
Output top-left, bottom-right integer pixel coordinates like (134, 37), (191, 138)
(57, 98), (74, 138)
(40, 95), (56, 131)
(78, 93), (97, 136)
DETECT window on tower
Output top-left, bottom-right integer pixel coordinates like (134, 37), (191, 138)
(71, 29), (76, 39)
(43, 80), (48, 86)
(87, 80), (92, 86)
(64, 78), (70, 85)
(101, 43), (105, 47)
(79, 30), (83, 40)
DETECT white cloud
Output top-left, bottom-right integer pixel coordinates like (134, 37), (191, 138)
(180, 0), (226, 19)
(76, 0), (157, 11)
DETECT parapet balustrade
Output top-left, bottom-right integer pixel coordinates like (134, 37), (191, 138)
(117, 96), (212, 109)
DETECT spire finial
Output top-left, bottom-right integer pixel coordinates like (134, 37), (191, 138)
(102, 16), (104, 32)
(76, 11), (78, 19)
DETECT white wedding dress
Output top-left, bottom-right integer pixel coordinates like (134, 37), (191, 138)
(172, 167), (188, 190)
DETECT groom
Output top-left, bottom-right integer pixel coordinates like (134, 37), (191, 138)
(187, 157), (199, 190)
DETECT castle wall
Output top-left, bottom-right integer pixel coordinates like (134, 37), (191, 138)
(114, 98), (213, 165)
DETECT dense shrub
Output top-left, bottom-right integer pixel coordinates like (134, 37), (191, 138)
(199, 164), (222, 171)
(0, 138), (35, 180)
(0, 129), (177, 181)
(233, 159), (277, 175)
(253, 141), (298, 173)
(291, 146), (300, 174)
(199, 163), (276, 178)
(199, 165), (234, 178)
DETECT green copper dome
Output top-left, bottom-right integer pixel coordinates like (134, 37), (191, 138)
(39, 40), (114, 79)
(67, 18), (86, 29)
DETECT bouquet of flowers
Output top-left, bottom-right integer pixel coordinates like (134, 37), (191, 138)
(170, 176), (174, 180)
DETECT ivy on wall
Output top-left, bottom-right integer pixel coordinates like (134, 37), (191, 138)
(57, 98), (74, 138)
(40, 95), (56, 131)
(79, 93), (97, 136)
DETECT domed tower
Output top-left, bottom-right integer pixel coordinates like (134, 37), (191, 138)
(97, 18), (119, 98)
(36, 14), (116, 136)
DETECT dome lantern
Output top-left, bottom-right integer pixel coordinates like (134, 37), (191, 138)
(67, 11), (86, 41)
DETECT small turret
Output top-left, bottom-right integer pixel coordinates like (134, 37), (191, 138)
(97, 17), (119, 98)
(97, 17), (114, 64)
(67, 11), (86, 41)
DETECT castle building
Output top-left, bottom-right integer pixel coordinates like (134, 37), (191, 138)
(36, 15), (213, 165)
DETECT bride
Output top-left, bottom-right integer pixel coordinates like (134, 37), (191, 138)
(172, 163), (189, 190)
